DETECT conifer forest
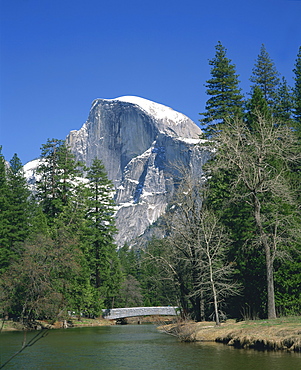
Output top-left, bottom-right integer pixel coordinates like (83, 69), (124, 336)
(1, 44), (301, 325)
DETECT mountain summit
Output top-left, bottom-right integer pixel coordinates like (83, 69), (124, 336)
(66, 96), (202, 174)
(65, 96), (210, 246)
(109, 96), (199, 132)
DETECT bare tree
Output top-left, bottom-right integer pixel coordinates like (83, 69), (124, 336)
(208, 113), (300, 319)
(195, 206), (240, 325)
(150, 172), (240, 324)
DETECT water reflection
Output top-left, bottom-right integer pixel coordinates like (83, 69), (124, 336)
(1, 325), (300, 369)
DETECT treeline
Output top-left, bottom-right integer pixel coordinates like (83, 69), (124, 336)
(120, 43), (301, 324)
(0, 140), (124, 323)
(0, 138), (178, 324)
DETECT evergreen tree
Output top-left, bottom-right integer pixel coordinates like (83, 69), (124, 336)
(0, 147), (10, 272)
(36, 139), (84, 222)
(126, 242), (178, 307)
(117, 244), (140, 279)
(0, 151), (32, 272)
(6, 154), (32, 248)
(199, 41), (244, 136)
(86, 158), (122, 308)
(293, 46), (301, 135)
(35, 139), (102, 315)
(274, 77), (294, 123)
(274, 249), (301, 315)
(116, 244), (173, 308)
(245, 86), (272, 131)
(250, 44), (280, 108)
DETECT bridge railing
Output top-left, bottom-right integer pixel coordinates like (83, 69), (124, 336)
(102, 306), (179, 320)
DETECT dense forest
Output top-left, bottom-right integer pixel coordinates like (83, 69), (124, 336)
(0, 43), (300, 325)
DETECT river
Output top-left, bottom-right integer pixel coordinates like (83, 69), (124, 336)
(1, 324), (300, 369)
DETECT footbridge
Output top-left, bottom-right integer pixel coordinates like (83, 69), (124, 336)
(102, 306), (178, 320)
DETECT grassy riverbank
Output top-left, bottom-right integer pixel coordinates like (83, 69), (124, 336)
(160, 317), (301, 352)
(0, 317), (113, 331)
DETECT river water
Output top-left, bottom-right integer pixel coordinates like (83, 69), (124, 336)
(1, 324), (300, 369)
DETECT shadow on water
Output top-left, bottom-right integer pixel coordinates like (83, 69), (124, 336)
(1, 325), (300, 369)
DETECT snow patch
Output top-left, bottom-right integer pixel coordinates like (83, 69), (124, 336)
(177, 137), (201, 145)
(103, 96), (188, 125)
(23, 159), (41, 173)
(117, 202), (136, 209)
(141, 191), (154, 198)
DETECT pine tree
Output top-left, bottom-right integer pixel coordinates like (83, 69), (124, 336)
(0, 151), (32, 272)
(274, 77), (294, 123)
(36, 139), (84, 222)
(293, 46), (301, 135)
(0, 147), (10, 272)
(138, 242), (177, 307)
(246, 86), (272, 131)
(35, 139), (99, 313)
(86, 158), (122, 308)
(250, 44), (280, 108)
(6, 154), (32, 248)
(199, 41), (244, 137)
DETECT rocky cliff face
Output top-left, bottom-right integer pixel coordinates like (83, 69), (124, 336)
(66, 96), (211, 246)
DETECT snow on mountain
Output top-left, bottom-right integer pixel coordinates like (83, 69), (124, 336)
(23, 159), (42, 188)
(88, 96), (201, 140)
(108, 96), (188, 125)
(23, 159), (41, 175)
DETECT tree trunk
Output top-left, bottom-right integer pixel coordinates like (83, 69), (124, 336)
(207, 247), (220, 326)
(209, 262), (220, 325)
(200, 289), (205, 321)
(212, 282), (220, 326)
(95, 241), (101, 288)
(253, 194), (276, 319)
(194, 295), (202, 322)
(192, 265), (202, 322)
(265, 247), (277, 319)
(179, 282), (189, 318)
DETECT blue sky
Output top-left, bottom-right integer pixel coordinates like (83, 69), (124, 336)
(0, 0), (300, 164)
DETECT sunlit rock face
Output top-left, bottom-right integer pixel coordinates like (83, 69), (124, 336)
(66, 96), (211, 246)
